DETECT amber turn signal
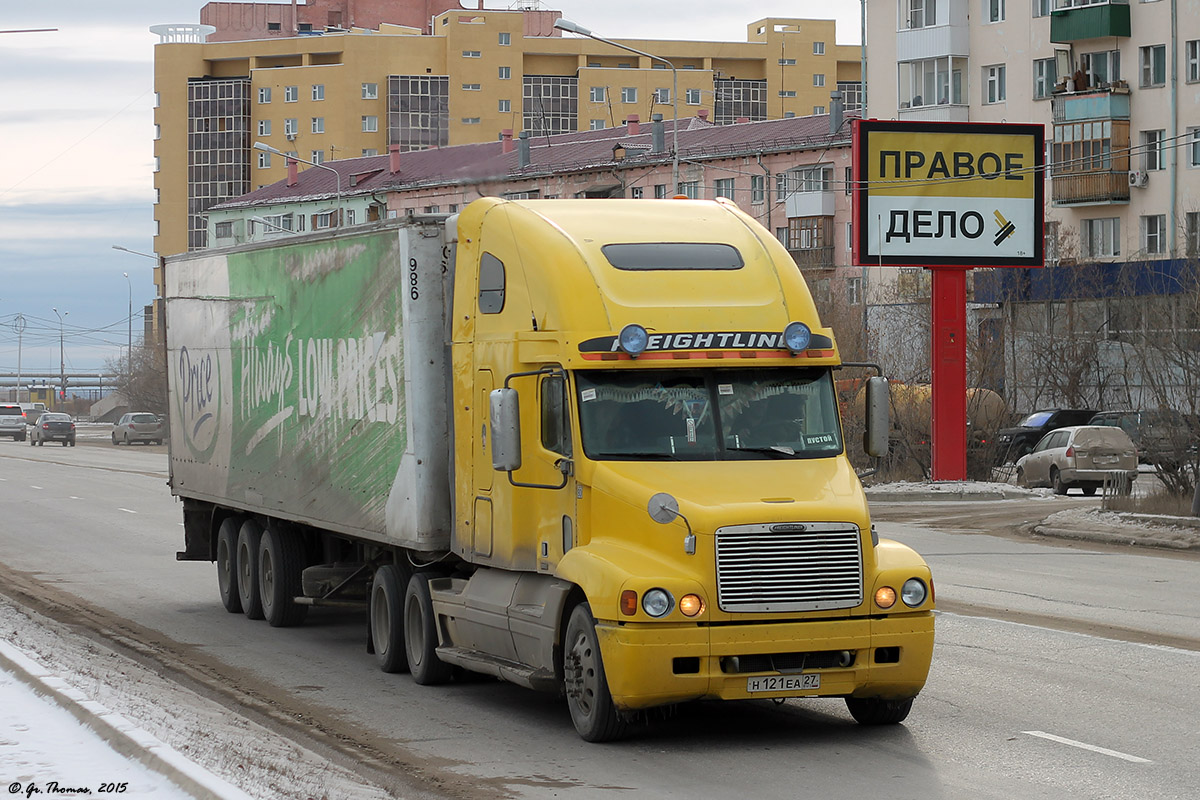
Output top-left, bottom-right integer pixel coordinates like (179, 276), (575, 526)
(620, 590), (638, 616)
(875, 586), (897, 609)
(679, 594), (705, 617)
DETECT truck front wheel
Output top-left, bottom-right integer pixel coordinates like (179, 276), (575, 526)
(370, 565), (409, 673)
(563, 603), (628, 742)
(216, 518), (243, 614)
(404, 573), (452, 685)
(845, 696), (914, 725)
(259, 527), (308, 628)
(236, 520), (264, 620)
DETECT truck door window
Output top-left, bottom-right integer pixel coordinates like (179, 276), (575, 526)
(479, 252), (506, 313)
(540, 374), (571, 455)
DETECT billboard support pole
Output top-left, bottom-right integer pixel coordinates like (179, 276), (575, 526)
(930, 266), (968, 481)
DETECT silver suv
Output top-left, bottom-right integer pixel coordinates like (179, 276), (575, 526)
(0, 404), (27, 441)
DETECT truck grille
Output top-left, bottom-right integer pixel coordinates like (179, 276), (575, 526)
(715, 523), (863, 613)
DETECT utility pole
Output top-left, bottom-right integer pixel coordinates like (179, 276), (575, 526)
(52, 308), (67, 408)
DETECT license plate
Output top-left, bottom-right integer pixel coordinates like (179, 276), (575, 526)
(746, 674), (820, 693)
(1095, 455), (1118, 465)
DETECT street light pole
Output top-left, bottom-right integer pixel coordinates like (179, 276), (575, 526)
(553, 18), (680, 195)
(253, 142), (342, 226)
(123, 271), (132, 380)
(51, 307), (67, 408)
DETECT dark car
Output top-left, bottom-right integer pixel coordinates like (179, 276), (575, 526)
(996, 408), (1099, 464)
(30, 412), (76, 447)
(1088, 409), (1196, 464)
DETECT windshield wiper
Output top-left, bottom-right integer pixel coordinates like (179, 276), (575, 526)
(725, 445), (799, 458)
(598, 451), (684, 461)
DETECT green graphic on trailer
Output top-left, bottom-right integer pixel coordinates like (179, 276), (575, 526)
(224, 234), (407, 524)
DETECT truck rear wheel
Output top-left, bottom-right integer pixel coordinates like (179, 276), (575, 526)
(845, 696), (914, 725)
(563, 603), (627, 742)
(258, 527), (308, 628)
(404, 573), (452, 685)
(216, 518), (243, 614)
(369, 565), (409, 674)
(236, 520), (264, 620)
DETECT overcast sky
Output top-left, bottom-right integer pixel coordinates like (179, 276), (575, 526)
(0, 0), (860, 378)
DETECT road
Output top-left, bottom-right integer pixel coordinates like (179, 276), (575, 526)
(1, 439), (1198, 799)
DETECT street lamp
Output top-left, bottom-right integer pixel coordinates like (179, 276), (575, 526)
(253, 142), (342, 226)
(553, 18), (680, 195)
(51, 307), (67, 407)
(123, 271), (132, 379)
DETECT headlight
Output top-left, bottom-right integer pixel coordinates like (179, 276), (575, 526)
(641, 588), (674, 617)
(874, 586), (897, 609)
(901, 578), (928, 608)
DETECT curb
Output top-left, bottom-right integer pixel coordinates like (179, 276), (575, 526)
(0, 640), (255, 800)
(866, 489), (1030, 502)
(1030, 524), (1200, 551)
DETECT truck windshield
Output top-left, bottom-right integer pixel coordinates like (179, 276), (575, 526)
(576, 367), (843, 461)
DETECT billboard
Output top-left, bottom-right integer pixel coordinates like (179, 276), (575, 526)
(852, 120), (1044, 268)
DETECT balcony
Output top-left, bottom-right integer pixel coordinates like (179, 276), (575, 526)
(1051, 171), (1130, 206)
(899, 103), (969, 123)
(1050, 88), (1130, 123)
(785, 190), (834, 219)
(1050, 0), (1130, 44)
(789, 246), (836, 270)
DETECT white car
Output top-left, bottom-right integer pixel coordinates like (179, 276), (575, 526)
(112, 413), (165, 445)
(1016, 425), (1138, 496)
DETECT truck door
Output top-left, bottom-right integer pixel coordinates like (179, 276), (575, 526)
(473, 370), (494, 557)
(533, 371), (576, 573)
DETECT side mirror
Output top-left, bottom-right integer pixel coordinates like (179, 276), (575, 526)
(864, 376), (890, 458)
(490, 387), (522, 471)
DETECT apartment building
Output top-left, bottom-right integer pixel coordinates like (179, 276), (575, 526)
(153, 8), (861, 264)
(863, 0), (1200, 408)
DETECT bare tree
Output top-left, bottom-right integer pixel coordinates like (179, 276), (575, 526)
(105, 342), (168, 415)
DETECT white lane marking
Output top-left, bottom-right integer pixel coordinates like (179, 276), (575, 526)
(936, 611), (1200, 658)
(118, 508), (138, 515)
(1023, 731), (1152, 764)
(30, 485), (43, 490)
(69, 496), (81, 500)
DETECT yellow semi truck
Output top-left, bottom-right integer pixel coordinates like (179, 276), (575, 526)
(167, 197), (934, 741)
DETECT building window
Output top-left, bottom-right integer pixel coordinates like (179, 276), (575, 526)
(462, 117), (481, 124)
(1142, 215), (1166, 254)
(779, 90), (797, 98)
(837, 81), (862, 110)
(775, 226), (789, 246)
(1034, 58), (1057, 99)
(679, 180), (700, 199)
(788, 216), (833, 251)
(814, 105), (826, 115)
(1188, 127), (1200, 167)
(311, 117), (325, 133)
(900, 57), (964, 107)
(751, 174), (765, 204)
(844, 166), (854, 195)
(987, 0), (1005, 22)
(1082, 217), (1120, 258)
(257, 151), (271, 168)
(590, 86), (605, 102)
(1033, 0), (1052, 17)
(312, 84), (325, 101)
(629, 186), (643, 199)
(257, 119), (272, 136)
(1187, 41), (1200, 83)
(1081, 50), (1121, 85)
(498, 32), (511, 46)
(589, 119), (605, 130)
(462, 50), (481, 58)
(462, 83), (481, 91)
(813, 74), (826, 87)
(902, 0), (938, 29)
(621, 87), (637, 103)
(284, 118), (298, 136)
(1052, 121), (1114, 174)
(362, 82), (378, 99)
(311, 150), (325, 164)
(654, 184), (667, 199)
(686, 88), (701, 104)
(522, 74), (578, 136)
(654, 88), (671, 104)
(777, 165), (833, 197)
(1140, 45), (1166, 87)
(362, 148), (378, 156)
(714, 78), (768, 123)
(1141, 130), (1164, 170)
(714, 178), (735, 199)
(362, 115), (378, 132)
(984, 65), (1006, 104)
(499, 66), (511, 80)
(845, 221), (853, 250)
(1187, 212), (1200, 257)
(813, 42), (825, 55)
(779, 58), (797, 66)
(315, 211), (333, 229)
(258, 87), (272, 104)
(847, 277), (861, 305)
(284, 85), (298, 102)
(499, 99), (511, 112)
(215, 221), (234, 239)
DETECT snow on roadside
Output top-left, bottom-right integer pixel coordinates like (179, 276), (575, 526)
(0, 597), (397, 800)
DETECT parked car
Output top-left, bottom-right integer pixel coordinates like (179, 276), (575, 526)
(0, 404), (27, 441)
(112, 412), (164, 445)
(995, 408), (1099, 464)
(1087, 409), (1195, 465)
(30, 412), (76, 447)
(1015, 425), (1138, 495)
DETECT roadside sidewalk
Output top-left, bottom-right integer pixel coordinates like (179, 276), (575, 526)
(0, 640), (254, 800)
(865, 480), (1200, 551)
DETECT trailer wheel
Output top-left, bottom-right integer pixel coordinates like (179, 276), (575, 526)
(369, 565), (409, 673)
(236, 519), (264, 620)
(845, 696), (914, 725)
(563, 603), (628, 742)
(404, 573), (452, 685)
(258, 527), (308, 628)
(215, 518), (243, 614)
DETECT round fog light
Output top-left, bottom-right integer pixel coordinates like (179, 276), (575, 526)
(618, 324), (650, 357)
(874, 586), (897, 609)
(679, 594), (705, 617)
(901, 578), (927, 607)
(642, 588), (674, 618)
